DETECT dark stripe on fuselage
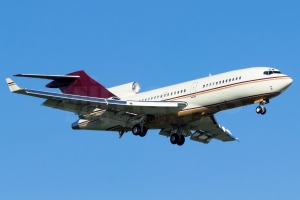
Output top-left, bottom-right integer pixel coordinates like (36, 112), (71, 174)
(164, 76), (289, 101)
(181, 91), (280, 112)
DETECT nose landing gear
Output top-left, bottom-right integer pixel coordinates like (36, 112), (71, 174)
(256, 99), (269, 115)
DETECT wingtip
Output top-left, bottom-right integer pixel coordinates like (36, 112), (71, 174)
(6, 78), (21, 92)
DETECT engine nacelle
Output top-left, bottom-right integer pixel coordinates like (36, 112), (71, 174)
(107, 82), (141, 99)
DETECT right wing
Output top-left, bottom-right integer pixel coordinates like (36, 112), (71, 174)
(6, 78), (187, 116)
(189, 115), (238, 143)
(159, 115), (239, 144)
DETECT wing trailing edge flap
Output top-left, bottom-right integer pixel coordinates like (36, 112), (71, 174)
(7, 79), (187, 116)
(42, 99), (95, 114)
(189, 115), (238, 143)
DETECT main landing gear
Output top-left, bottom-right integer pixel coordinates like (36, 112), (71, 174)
(170, 133), (185, 146)
(169, 126), (186, 146)
(132, 124), (148, 137)
(256, 99), (269, 115)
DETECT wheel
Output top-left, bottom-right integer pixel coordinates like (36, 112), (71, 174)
(132, 125), (141, 136)
(177, 135), (185, 146)
(139, 127), (148, 137)
(261, 107), (267, 115)
(170, 133), (179, 144)
(256, 106), (262, 114)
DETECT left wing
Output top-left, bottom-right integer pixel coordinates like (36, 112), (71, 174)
(6, 78), (187, 116)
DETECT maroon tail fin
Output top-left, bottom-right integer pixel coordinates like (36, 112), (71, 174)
(46, 70), (115, 98)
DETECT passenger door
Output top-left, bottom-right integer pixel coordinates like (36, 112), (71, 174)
(190, 82), (198, 98)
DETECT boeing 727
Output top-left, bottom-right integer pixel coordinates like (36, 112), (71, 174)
(6, 67), (292, 146)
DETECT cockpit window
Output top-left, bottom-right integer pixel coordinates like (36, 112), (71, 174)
(263, 70), (281, 75)
(273, 71), (281, 74)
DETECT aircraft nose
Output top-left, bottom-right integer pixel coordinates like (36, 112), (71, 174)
(287, 76), (293, 86)
(280, 76), (293, 93)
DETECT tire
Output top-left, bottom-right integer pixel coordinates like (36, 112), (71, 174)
(177, 135), (185, 146)
(256, 106), (262, 114)
(261, 107), (267, 115)
(170, 134), (179, 144)
(132, 125), (141, 136)
(139, 127), (148, 137)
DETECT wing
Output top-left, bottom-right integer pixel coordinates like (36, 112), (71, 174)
(6, 78), (187, 116)
(188, 115), (238, 144)
(159, 115), (238, 144)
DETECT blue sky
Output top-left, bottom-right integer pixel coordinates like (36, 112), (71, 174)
(1, 1), (299, 199)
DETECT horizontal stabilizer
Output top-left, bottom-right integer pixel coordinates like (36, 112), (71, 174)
(6, 78), (21, 92)
(14, 74), (80, 80)
(14, 70), (116, 98)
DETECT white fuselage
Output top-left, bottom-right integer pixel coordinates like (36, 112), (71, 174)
(124, 67), (292, 115)
(78, 67), (292, 131)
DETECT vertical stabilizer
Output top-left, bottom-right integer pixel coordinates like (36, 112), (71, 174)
(46, 70), (115, 98)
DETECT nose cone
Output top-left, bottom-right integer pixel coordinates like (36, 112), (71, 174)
(281, 77), (293, 93)
(286, 77), (293, 87)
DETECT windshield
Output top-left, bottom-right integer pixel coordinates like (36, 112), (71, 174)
(263, 70), (281, 75)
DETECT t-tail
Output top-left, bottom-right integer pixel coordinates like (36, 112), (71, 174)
(14, 70), (116, 98)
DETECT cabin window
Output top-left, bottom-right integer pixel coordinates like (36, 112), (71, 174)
(219, 81), (221, 84)
(216, 82), (218, 85)
(239, 76), (241, 80)
(229, 79), (231, 82)
(203, 85), (205, 88)
(177, 91), (179, 94)
(167, 93), (169, 96)
(184, 89), (186, 92)
(236, 77), (238, 80)
(151, 97), (153, 100)
(222, 80), (224, 83)
(181, 90), (183, 93)
(171, 92), (173, 95)
(226, 79), (228, 83)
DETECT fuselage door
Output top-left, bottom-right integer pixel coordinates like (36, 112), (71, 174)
(190, 82), (198, 98)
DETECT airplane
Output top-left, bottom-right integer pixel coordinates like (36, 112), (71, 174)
(6, 67), (292, 146)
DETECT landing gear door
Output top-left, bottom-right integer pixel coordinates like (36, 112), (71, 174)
(190, 82), (198, 98)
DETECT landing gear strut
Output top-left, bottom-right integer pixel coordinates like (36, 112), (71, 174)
(256, 99), (268, 115)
